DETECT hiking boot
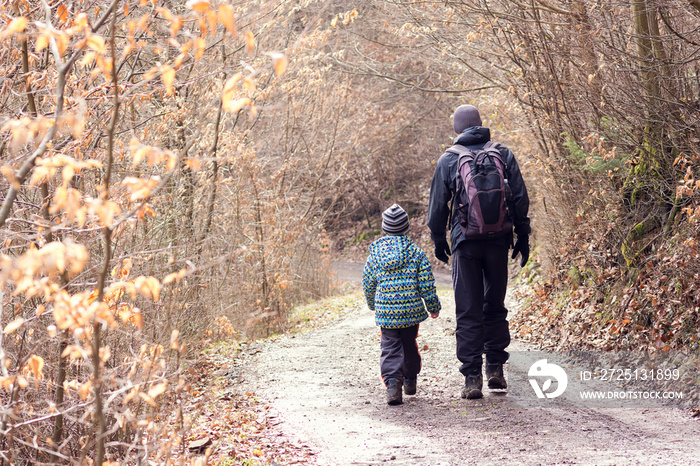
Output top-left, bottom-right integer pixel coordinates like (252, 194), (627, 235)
(404, 378), (417, 395)
(486, 363), (507, 390)
(460, 373), (483, 400)
(386, 379), (403, 405)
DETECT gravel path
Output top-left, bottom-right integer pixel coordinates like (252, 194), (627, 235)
(237, 263), (700, 465)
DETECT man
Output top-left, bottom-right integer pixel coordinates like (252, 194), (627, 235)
(427, 104), (530, 399)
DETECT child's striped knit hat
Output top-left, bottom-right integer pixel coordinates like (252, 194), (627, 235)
(382, 204), (409, 236)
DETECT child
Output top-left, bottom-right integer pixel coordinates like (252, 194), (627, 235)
(362, 204), (441, 405)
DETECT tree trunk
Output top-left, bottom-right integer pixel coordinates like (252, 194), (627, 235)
(632, 0), (660, 107)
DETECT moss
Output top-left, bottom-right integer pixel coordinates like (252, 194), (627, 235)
(353, 229), (381, 243)
(567, 266), (582, 288)
(621, 216), (659, 267)
(579, 267), (598, 287)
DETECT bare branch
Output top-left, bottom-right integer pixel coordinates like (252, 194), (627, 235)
(533, 0), (571, 15)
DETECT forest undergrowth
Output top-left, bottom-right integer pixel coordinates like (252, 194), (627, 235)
(511, 172), (700, 354)
(2, 0), (700, 462)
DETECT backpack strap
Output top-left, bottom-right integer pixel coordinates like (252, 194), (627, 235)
(483, 141), (509, 173)
(445, 145), (474, 231)
(446, 144), (475, 158)
(449, 142), (508, 175)
(446, 144), (482, 231)
(447, 144), (478, 176)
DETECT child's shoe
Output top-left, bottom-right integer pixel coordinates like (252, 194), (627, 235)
(386, 378), (403, 405)
(404, 378), (417, 395)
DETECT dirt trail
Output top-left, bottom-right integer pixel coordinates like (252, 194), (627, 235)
(238, 263), (700, 465)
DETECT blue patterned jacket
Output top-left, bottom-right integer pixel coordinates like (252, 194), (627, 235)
(362, 235), (441, 328)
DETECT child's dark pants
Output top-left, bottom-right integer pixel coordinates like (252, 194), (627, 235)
(380, 324), (421, 384)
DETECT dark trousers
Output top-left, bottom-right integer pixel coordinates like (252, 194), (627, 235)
(380, 325), (421, 384)
(452, 241), (510, 376)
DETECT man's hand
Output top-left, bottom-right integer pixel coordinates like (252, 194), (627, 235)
(434, 239), (451, 264)
(430, 312), (440, 319)
(511, 235), (530, 267)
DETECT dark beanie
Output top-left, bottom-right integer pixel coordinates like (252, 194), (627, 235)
(382, 204), (409, 236)
(453, 104), (482, 133)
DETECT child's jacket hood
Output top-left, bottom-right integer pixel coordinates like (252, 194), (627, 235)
(368, 236), (411, 273)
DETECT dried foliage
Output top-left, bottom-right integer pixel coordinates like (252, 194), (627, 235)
(170, 347), (316, 464)
(0, 0), (343, 462)
(1, 0), (699, 462)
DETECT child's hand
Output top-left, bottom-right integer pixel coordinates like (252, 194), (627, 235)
(430, 312), (439, 319)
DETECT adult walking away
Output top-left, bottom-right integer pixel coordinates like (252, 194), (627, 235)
(427, 104), (530, 400)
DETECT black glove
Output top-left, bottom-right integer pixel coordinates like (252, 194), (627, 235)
(434, 239), (451, 264)
(511, 235), (530, 267)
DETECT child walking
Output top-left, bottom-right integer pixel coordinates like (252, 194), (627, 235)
(362, 204), (441, 405)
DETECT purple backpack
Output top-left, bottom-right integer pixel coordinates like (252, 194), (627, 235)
(448, 141), (513, 239)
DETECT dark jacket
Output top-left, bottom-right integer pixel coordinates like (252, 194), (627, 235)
(427, 126), (530, 251)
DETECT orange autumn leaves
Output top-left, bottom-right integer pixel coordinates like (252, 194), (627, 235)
(0, 355), (44, 393)
(220, 50), (287, 116)
(158, 0), (283, 99)
(1, 3), (287, 122)
(0, 16), (28, 39)
(0, 240), (89, 299)
(0, 247), (169, 338)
